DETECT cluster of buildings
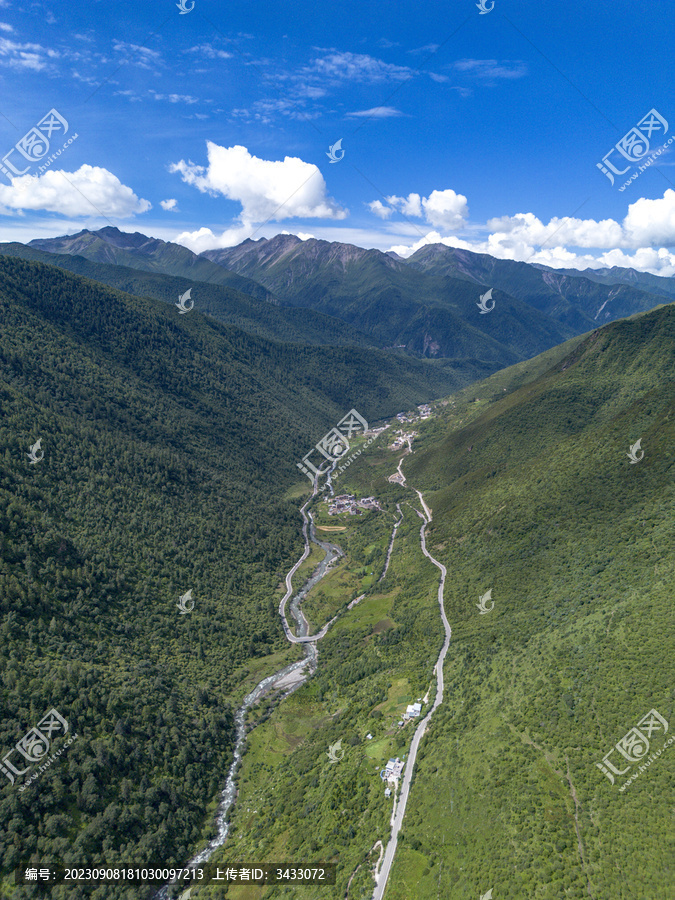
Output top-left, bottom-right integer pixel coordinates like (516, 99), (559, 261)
(388, 431), (417, 452)
(394, 404), (432, 425)
(327, 495), (382, 516)
(380, 757), (405, 797)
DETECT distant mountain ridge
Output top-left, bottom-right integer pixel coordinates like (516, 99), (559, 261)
(20, 227), (673, 372)
(534, 262), (675, 300)
(404, 243), (670, 327)
(203, 232), (670, 358)
(203, 234), (577, 364)
(28, 226), (277, 303)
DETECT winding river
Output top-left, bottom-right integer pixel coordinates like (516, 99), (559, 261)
(158, 443), (450, 900)
(157, 478), (344, 898)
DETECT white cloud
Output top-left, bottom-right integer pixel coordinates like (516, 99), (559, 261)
(150, 91), (199, 104)
(453, 59), (527, 79)
(388, 230), (450, 257)
(0, 166), (151, 217)
(369, 200), (393, 219)
(622, 189), (675, 246)
(0, 37), (59, 71)
(346, 106), (404, 118)
(160, 198), (177, 211)
(485, 211), (625, 250)
(187, 43), (233, 59)
(170, 142), (348, 224)
(0, 23), (13, 32)
(386, 192), (423, 218)
(409, 44), (440, 54)
(378, 188), (675, 275)
(232, 97), (322, 123)
(280, 229), (315, 240)
(374, 189), (468, 229)
(303, 51), (412, 83)
(111, 41), (162, 69)
(484, 191), (675, 252)
(174, 223), (255, 254)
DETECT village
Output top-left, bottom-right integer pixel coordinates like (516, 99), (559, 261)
(326, 494), (382, 516)
(396, 403), (432, 424)
(387, 403), (433, 454)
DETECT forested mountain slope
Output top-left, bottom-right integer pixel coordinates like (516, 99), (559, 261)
(0, 243), (379, 350)
(0, 254), (483, 897)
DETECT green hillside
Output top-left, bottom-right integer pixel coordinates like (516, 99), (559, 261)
(206, 306), (674, 900)
(0, 255), (493, 898)
(0, 243), (379, 350)
(1, 253), (672, 900)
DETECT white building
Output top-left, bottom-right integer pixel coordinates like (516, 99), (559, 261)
(380, 757), (405, 782)
(406, 702), (422, 718)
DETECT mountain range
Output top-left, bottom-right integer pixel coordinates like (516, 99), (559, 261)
(0, 227), (672, 898)
(10, 228), (671, 376)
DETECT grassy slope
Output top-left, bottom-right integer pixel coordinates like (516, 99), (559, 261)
(384, 306), (675, 900)
(203, 307), (674, 900)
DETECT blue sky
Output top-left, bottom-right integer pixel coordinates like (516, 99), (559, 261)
(1, 0), (674, 271)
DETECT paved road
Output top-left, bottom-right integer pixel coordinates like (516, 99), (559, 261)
(373, 490), (451, 900)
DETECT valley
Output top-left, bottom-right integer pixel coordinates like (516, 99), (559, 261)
(0, 244), (673, 900)
(2, 4), (673, 898)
